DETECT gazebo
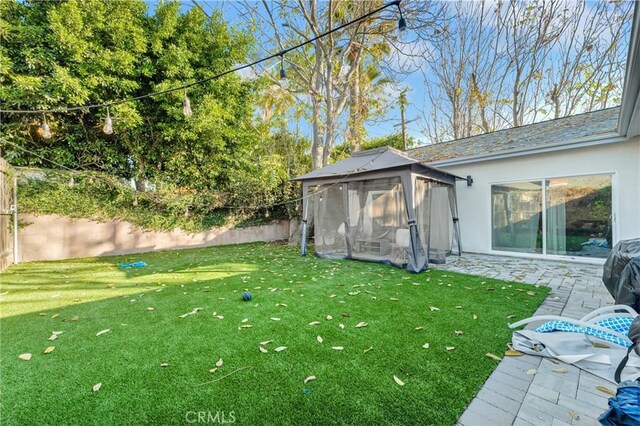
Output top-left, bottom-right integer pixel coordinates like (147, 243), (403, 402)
(293, 146), (462, 272)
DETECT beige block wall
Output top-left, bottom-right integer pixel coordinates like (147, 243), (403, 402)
(17, 214), (290, 262)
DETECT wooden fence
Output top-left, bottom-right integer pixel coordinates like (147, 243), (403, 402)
(0, 157), (15, 272)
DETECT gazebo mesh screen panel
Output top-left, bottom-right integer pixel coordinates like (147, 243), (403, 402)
(416, 179), (457, 264)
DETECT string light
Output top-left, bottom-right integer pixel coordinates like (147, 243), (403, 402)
(0, 1), (403, 117)
(397, 1), (407, 39)
(182, 90), (193, 117)
(265, 209), (270, 218)
(279, 55), (289, 90)
(103, 107), (113, 135)
(38, 113), (52, 139)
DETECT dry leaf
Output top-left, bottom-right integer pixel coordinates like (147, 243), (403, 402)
(52, 331), (63, 335)
(19, 353), (32, 361)
(393, 375), (405, 386)
(48, 334), (58, 341)
(304, 375), (316, 385)
(96, 329), (110, 336)
(472, 314), (477, 320)
(596, 386), (616, 396)
(355, 322), (368, 328)
(504, 349), (523, 356)
(331, 346), (344, 350)
(160, 363), (169, 367)
(215, 358), (223, 367)
(44, 346), (55, 354)
(527, 291), (536, 296)
(485, 353), (502, 361)
(454, 330), (464, 336)
(526, 369), (537, 375)
(455, 306), (462, 309)
(147, 307), (154, 311)
(242, 318), (249, 323)
(430, 306), (440, 311)
(552, 368), (568, 374)
(214, 315), (224, 320)
(329, 294), (337, 298)
(446, 346), (455, 351)
(364, 347), (373, 354)
(339, 324), (345, 329)
(270, 317), (281, 321)
(209, 368), (218, 373)
(51, 314), (60, 319)
(274, 346), (287, 352)
(260, 340), (273, 345)
(415, 326), (423, 331)
(507, 314), (516, 319)
(422, 343), (430, 349)
(70, 315), (79, 321)
(38, 313), (47, 316)
(239, 324), (252, 329)
(326, 315), (333, 321)
(568, 410), (580, 420)
(308, 321), (320, 326)
(316, 336), (323, 343)
(390, 298), (399, 301)
(92, 383), (102, 392)
(259, 346), (268, 353)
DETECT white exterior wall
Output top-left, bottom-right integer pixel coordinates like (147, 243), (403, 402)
(439, 136), (640, 262)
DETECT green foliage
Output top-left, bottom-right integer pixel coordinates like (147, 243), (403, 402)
(331, 132), (416, 163)
(18, 168), (279, 232)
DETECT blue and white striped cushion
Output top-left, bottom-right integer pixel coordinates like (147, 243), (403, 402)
(535, 316), (633, 348)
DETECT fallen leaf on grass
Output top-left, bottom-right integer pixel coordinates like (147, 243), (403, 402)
(507, 314), (516, 319)
(39, 313), (47, 316)
(180, 308), (203, 318)
(552, 368), (568, 374)
(446, 346), (455, 351)
(19, 353), (32, 361)
(329, 294), (337, 298)
(242, 318), (249, 323)
(472, 314), (477, 320)
(331, 346), (344, 351)
(270, 317), (281, 321)
(92, 383), (102, 392)
(316, 336), (323, 343)
(304, 375), (316, 385)
(209, 368), (218, 373)
(215, 359), (223, 367)
(355, 322), (368, 328)
(70, 315), (79, 321)
(259, 347), (268, 353)
(389, 298), (399, 301)
(214, 315), (224, 320)
(526, 369), (537, 375)
(485, 353), (502, 362)
(326, 315), (333, 321)
(51, 314), (59, 319)
(338, 324), (345, 330)
(568, 410), (580, 420)
(160, 363), (169, 367)
(147, 307), (154, 311)
(454, 330), (464, 336)
(526, 291), (536, 296)
(422, 343), (430, 349)
(430, 307), (440, 312)
(364, 347), (373, 354)
(260, 340), (273, 345)
(308, 321), (320, 326)
(44, 346), (55, 354)
(393, 375), (405, 386)
(239, 324), (253, 329)
(274, 346), (287, 352)
(596, 386), (616, 396)
(415, 326), (423, 331)
(96, 329), (110, 336)
(48, 335), (58, 341)
(276, 303), (288, 307)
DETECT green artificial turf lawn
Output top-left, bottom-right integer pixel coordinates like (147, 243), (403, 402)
(0, 243), (549, 425)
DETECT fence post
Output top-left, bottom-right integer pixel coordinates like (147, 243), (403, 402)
(13, 175), (18, 264)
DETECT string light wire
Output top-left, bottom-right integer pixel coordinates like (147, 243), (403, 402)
(0, 0), (403, 115)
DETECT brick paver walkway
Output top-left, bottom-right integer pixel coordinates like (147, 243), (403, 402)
(434, 254), (615, 426)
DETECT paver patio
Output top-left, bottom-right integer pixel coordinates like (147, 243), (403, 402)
(434, 254), (615, 426)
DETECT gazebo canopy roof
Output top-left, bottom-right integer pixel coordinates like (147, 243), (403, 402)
(293, 146), (460, 182)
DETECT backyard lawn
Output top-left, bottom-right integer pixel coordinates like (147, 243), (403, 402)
(0, 243), (548, 425)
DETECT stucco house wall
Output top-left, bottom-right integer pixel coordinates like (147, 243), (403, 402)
(437, 136), (640, 262)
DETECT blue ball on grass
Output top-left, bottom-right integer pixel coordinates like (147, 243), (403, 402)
(242, 291), (252, 301)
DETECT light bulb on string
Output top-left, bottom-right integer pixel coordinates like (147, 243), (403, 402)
(182, 90), (193, 117)
(397, 3), (407, 40)
(265, 209), (270, 219)
(102, 107), (113, 135)
(279, 55), (289, 90)
(39, 113), (52, 139)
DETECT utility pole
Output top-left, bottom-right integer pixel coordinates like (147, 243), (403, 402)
(399, 89), (407, 151)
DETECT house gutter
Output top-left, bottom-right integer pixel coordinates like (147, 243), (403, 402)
(618, 2), (640, 138)
(428, 133), (627, 168)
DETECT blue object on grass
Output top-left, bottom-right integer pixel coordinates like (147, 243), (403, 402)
(119, 261), (148, 269)
(599, 380), (640, 425)
(242, 291), (252, 301)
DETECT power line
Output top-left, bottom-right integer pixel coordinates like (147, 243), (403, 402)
(0, 0), (403, 115)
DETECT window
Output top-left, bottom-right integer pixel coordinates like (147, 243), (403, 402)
(491, 174), (612, 258)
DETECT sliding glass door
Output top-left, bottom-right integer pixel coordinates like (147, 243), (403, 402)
(491, 174), (612, 259)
